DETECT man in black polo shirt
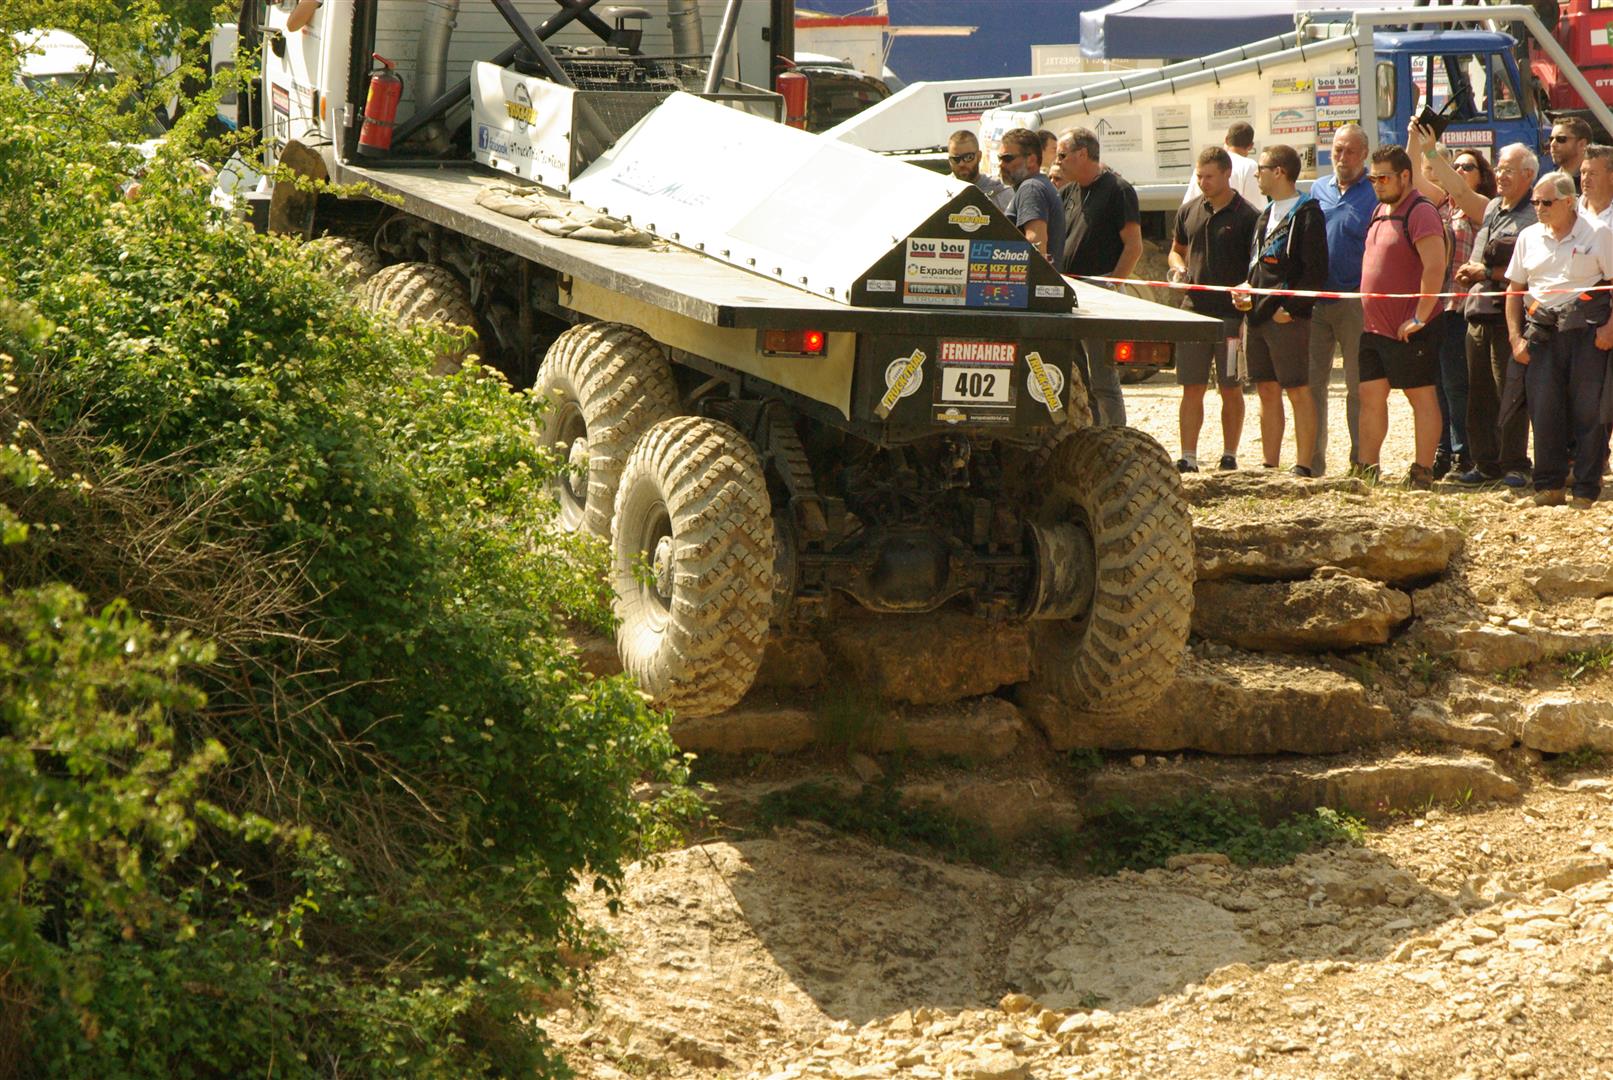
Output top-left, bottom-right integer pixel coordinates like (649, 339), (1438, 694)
(1168, 146), (1260, 471)
(1059, 126), (1142, 426)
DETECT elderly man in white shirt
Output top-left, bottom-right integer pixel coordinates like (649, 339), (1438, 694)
(1505, 170), (1613, 508)
(1580, 144), (1613, 229)
(1180, 121), (1266, 211)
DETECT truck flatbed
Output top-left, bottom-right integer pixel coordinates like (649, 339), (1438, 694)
(332, 161), (1220, 343)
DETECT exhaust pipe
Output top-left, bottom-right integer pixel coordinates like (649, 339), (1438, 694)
(416, 0), (462, 149)
(668, 0), (705, 57)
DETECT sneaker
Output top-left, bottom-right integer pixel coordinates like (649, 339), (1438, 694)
(1176, 458), (1199, 473)
(1502, 470), (1530, 489)
(1291, 464), (1314, 478)
(1432, 449), (1453, 480)
(1571, 495), (1597, 510)
(1218, 454), (1238, 471)
(1406, 463), (1434, 491)
(1453, 467), (1490, 486)
(1533, 487), (1567, 507)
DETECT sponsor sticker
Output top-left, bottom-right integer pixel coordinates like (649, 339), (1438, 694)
(1025, 351), (1067, 423)
(1025, 361), (1065, 407)
(939, 340), (1016, 366)
(1270, 105), (1316, 136)
(1212, 97), (1253, 123)
(1093, 114), (1142, 154)
(865, 278), (896, 293)
(903, 237), (969, 306)
(1443, 129), (1494, 148)
(947, 205), (993, 233)
(1271, 76), (1313, 96)
(966, 239), (1031, 309)
(1035, 284), (1067, 299)
(944, 88), (1012, 123)
(877, 350), (927, 418)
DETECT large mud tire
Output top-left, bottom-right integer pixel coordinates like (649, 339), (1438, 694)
(534, 323), (678, 538)
(1034, 425), (1194, 715)
(611, 416), (775, 718)
(360, 261), (481, 375)
(306, 235), (383, 288)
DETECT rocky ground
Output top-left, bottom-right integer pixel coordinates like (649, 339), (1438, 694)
(551, 375), (1613, 1080)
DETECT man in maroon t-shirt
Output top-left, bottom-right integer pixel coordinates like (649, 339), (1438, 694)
(1357, 144), (1448, 489)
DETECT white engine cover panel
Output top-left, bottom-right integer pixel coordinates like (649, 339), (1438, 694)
(568, 92), (970, 303)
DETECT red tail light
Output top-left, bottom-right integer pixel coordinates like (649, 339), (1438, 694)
(761, 329), (827, 356)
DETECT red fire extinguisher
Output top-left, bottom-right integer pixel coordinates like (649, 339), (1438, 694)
(358, 53), (403, 156)
(777, 69), (808, 130)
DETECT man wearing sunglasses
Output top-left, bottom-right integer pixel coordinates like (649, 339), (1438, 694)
(1549, 119), (1592, 194)
(945, 129), (1012, 213)
(1503, 171), (1613, 509)
(996, 127), (1065, 264)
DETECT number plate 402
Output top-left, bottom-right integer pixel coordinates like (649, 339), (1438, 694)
(938, 365), (1012, 405)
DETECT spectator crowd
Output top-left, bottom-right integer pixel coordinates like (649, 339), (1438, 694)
(952, 116), (1613, 505)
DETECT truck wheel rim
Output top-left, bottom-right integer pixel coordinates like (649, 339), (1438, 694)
(552, 402), (588, 516)
(627, 501), (674, 632)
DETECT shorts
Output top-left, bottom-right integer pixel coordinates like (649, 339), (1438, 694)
(1245, 317), (1311, 389)
(1176, 318), (1246, 387)
(1358, 326), (1439, 390)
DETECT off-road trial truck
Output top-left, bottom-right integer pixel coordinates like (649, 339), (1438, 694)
(233, 0), (1219, 719)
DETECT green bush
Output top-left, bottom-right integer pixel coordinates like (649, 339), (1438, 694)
(0, 23), (690, 1077)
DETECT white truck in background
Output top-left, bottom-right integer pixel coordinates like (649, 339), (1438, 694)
(978, 4), (1613, 213)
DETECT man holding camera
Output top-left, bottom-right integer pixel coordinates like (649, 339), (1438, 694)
(1454, 143), (1538, 487)
(1504, 170), (1613, 508)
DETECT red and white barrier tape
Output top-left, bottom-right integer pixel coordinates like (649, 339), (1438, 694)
(1068, 274), (1613, 302)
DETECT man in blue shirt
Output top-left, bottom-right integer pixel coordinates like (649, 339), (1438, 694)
(1307, 124), (1377, 475)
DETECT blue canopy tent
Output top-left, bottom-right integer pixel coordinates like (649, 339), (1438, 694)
(1079, 0), (1409, 59)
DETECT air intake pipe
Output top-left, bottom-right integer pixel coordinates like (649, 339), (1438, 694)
(415, 0), (462, 150)
(668, 0), (705, 57)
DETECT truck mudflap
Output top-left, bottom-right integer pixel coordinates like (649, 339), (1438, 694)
(855, 333), (1076, 438)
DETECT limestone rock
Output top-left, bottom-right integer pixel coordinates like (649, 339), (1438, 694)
(1179, 472), (1368, 505)
(1019, 655), (1394, 754)
(847, 751), (884, 784)
(900, 777), (1082, 839)
(1519, 697), (1613, 753)
(1083, 753), (1519, 821)
(1409, 704), (1514, 752)
(1540, 856), (1610, 893)
(863, 697), (1031, 762)
(958, 1051), (1025, 1080)
(824, 614), (1031, 705)
(753, 636), (828, 691)
(1417, 621), (1544, 675)
(1313, 755), (1521, 816)
(1193, 577), (1412, 652)
(1524, 562), (1613, 601)
(1194, 509), (1462, 584)
(670, 706), (816, 755)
